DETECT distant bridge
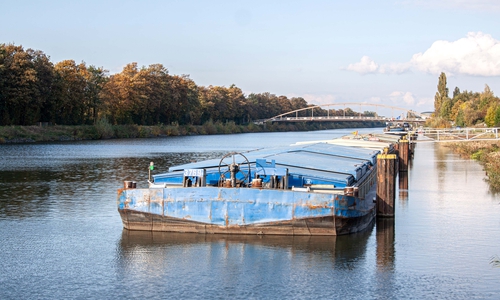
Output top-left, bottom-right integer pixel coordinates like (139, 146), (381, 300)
(253, 103), (426, 124)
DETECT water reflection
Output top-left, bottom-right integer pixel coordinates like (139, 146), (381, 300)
(434, 143), (449, 200)
(398, 171), (409, 202)
(374, 218), (396, 299)
(376, 218), (395, 271)
(117, 225), (374, 273)
(0, 151), (224, 219)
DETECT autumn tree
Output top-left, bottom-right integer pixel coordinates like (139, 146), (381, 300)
(0, 44), (40, 125)
(0, 43), (377, 127)
(168, 75), (200, 125)
(101, 63), (139, 124)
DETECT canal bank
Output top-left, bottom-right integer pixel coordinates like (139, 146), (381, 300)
(0, 121), (384, 144)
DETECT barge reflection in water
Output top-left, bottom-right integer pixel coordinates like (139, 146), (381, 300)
(118, 225), (374, 269)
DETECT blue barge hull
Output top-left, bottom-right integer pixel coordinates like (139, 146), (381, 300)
(117, 142), (380, 236)
(118, 185), (376, 235)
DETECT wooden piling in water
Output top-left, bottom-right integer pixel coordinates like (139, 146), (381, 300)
(398, 138), (409, 172)
(376, 150), (397, 217)
(408, 132), (416, 157)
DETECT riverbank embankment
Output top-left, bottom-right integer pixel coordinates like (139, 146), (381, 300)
(0, 120), (384, 144)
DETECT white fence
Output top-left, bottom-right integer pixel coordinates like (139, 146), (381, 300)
(419, 127), (500, 142)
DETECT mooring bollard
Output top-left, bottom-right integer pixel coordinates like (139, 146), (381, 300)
(123, 181), (136, 189)
(377, 149), (397, 217)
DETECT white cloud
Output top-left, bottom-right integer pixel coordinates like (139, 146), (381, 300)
(403, 92), (415, 105)
(399, 0), (500, 11)
(378, 62), (412, 74)
(416, 97), (433, 108)
(345, 56), (379, 74)
(389, 91), (415, 106)
(300, 93), (337, 105)
(411, 32), (500, 76)
(345, 56), (410, 75)
(345, 32), (500, 77)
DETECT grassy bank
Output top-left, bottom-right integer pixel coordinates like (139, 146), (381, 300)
(444, 141), (500, 191)
(0, 120), (384, 144)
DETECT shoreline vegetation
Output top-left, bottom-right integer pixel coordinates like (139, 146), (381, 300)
(444, 141), (500, 192)
(0, 120), (383, 144)
(428, 71), (500, 192)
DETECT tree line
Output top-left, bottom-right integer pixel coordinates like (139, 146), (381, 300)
(433, 72), (500, 127)
(0, 43), (368, 127)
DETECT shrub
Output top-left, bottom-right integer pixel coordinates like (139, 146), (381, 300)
(114, 124), (139, 138)
(166, 125), (180, 136)
(95, 118), (114, 139)
(484, 152), (500, 191)
(202, 120), (217, 135)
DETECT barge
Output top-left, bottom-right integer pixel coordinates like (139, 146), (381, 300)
(117, 141), (386, 236)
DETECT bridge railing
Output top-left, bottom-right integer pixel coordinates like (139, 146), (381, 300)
(419, 127), (500, 141)
(253, 116), (425, 124)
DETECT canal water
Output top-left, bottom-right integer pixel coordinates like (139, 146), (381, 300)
(0, 128), (499, 299)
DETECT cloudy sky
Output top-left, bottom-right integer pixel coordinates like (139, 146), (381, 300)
(2, 0), (499, 115)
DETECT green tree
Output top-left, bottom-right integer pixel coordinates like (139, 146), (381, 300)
(455, 109), (465, 127)
(132, 64), (170, 125)
(440, 98), (453, 120)
(435, 72), (449, 118)
(53, 60), (88, 125)
(0, 45), (7, 124)
(290, 97), (308, 117)
(31, 49), (56, 124)
(84, 66), (108, 124)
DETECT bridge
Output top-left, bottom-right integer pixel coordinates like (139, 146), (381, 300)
(254, 103), (426, 124)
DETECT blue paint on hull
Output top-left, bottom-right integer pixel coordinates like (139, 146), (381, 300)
(117, 142), (380, 235)
(118, 185), (376, 235)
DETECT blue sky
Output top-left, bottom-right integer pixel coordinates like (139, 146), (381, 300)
(2, 0), (500, 115)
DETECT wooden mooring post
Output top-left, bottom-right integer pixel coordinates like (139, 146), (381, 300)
(408, 132), (416, 157)
(398, 137), (409, 172)
(376, 149), (397, 217)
